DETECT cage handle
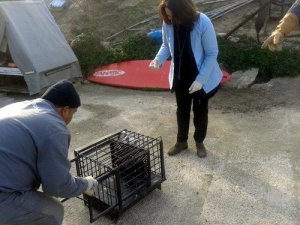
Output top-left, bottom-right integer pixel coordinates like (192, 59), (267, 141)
(60, 195), (86, 203)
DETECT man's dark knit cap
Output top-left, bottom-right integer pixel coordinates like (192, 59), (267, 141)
(41, 80), (81, 108)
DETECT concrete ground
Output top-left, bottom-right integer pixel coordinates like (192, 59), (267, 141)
(1, 76), (299, 225)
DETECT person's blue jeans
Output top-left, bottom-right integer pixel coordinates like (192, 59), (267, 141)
(0, 191), (64, 225)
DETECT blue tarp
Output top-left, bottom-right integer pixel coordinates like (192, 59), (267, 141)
(147, 29), (162, 45)
(49, 0), (70, 10)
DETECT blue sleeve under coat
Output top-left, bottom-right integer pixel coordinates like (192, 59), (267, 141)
(289, 0), (300, 20)
(38, 131), (87, 198)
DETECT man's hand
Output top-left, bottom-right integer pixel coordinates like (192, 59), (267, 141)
(262, 12), (299, 51)
(261, 31), (283, 51)
(83, 176), (98, 197)
(149, 59), (161, 69)
(189, 81), (203, 94)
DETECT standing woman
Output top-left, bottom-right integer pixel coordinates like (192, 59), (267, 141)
(150, 0), (222, 158)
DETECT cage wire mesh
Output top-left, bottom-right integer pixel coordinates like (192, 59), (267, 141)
(74, 129), (166, 222)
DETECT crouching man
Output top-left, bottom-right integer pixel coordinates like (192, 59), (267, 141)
(0, 80), (98, 225)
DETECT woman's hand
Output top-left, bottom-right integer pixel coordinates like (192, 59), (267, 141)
(189, 81), (203, 94)
(149, 59), (161, 69)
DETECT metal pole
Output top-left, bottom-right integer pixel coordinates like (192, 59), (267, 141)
(224, 1), (271, 39)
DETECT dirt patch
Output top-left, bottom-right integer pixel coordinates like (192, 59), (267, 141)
(211, 87), (287, 114)
(118, 0), (145, 8)
(1, 72), (300, 225)
(49, 0), (158, 42)
(48, 0), (291, 43)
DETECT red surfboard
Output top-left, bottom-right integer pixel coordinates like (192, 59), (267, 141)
(86, 60), (230, 90)
(87, 60), (170, 90)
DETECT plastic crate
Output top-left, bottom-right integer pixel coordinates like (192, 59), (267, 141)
(74, 129), (166, 222)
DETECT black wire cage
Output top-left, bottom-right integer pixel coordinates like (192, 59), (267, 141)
(73, 129), (166, 223)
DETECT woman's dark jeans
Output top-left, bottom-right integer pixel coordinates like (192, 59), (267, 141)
(175, 84), (219, 143)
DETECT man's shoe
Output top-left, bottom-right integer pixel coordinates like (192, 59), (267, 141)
(168, 142), (188, 156)
(196, 142), (207, 158)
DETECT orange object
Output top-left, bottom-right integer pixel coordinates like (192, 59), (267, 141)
(8, 62), (17, 68)
(221, 70), (231, 84)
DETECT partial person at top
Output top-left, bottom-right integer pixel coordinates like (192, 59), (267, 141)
(150, 0), (222, 158)
(262, 0), (300, 51)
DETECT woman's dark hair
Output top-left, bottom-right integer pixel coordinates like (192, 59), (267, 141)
(158, 0), (199, 27)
